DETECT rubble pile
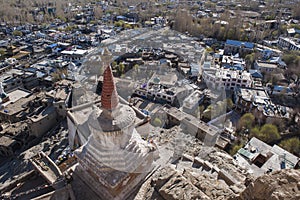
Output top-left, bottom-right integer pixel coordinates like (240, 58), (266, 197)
(136, 127), (253, 200)
(234, 169), (300, 200)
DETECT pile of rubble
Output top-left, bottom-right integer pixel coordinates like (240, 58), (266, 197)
(234, 169), (300, 200)
(134, 126), (252, 200)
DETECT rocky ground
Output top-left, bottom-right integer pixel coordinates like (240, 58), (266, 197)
(133, 126), (300, 200)
(132, 126), (250, 200)
(233, 169), (300, 200)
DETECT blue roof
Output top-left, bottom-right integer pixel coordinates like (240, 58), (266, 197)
(223, 64), (244, 70)
(116, 16), (127, 20)
(273, 85), (292, 93)
(226, 39), (254, 49)
(47, 43), (58, 48)
(249, 69), (263, 78)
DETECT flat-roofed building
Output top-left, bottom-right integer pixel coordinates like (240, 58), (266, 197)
(0, 88), (33, 122)
(61, 49), (88, 61)
(0, 135), (21, 157)
(234, 87), (270, 113)
(254, 60), (279, 73)
(202, 66), (253, 91)
(166, 107), (220, 146)
(235, 137), (300, 177)
(278, 37), (300, 51)
(181, 90), (205, 118)
(224, 39), (254, 55)
(27, 106), (59, 137)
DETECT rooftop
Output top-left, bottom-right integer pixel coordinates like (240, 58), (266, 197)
(225, 39), (254, 49)
(1, 88), (31, 107)
(235, 137), (299, 177)
(238, 87), (269, 105)
(0, 135), (16, 147)
(255, 61), (278, 69)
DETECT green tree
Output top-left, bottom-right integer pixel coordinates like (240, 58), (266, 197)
(225, 98), (234, 111)
(259, 124), (280, 143)
(111, 61), (117, 69)
(123, 23), (132, 29)
(114, 21), (123, 27)
(250, 126), (260, 138)
(245, 53), (255, 68)
(239, 113), (255, 130)
(118, 63), (125, 75)
(282, 52), (300, 66)
(279, 137), (300, 156)
(133, 64), (139, 72)
(152, 117), (162, 127)
(203, 105), (212, 120)
(199, 105), (205, 119)
(12, 30), (22, 36)
(0, 49), (6, 57)
(229, 143), (244, 155)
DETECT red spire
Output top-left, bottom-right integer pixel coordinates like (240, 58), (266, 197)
(101, 66), (119, 110)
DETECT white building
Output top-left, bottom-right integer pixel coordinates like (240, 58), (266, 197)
(254, 60), (279, 73)
(278, 37), (300, 51)
(61, 49), (88, 61)
(202, 66), (253, 90)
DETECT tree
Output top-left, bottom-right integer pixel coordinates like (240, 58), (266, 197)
(199, 105), (205, 119)
(259, 124), (280, 143)
(118, 63), (125, 75)
(279, 137), (300, 156)
(133, 64), (139, 72)
(203, 105), (213, 120)
(238, 113), (255, 130)
(225, 98), (234, 111)
(111, 61), (117, 69)
(229, 142), (244, 155)
(12, 30), (23, 37)
(245, 53), (255, 69)
(94, 6), (103, 19)
(250, 126), (260, 138)
(152, 117), (162, 127)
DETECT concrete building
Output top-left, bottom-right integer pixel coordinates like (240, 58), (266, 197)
(224, 39), (254, 56)
(202, 66), (253, 90)
(278, 37), (300, 51)
(254, 60), (279, 73)
(166, 107), (220, 146)
(234, 87), (270, 113)
(234, 87), (291, 124)
(181, 90), (205, 118)
(133, 72), (194, 106)
(0, 88), (33, 123)
(27, 106), (59, 138)
(0, 135), (21, 157)
(221, 55), (245, 70)
(61, 49), (88, 61)
(235, 137), (300, 177)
